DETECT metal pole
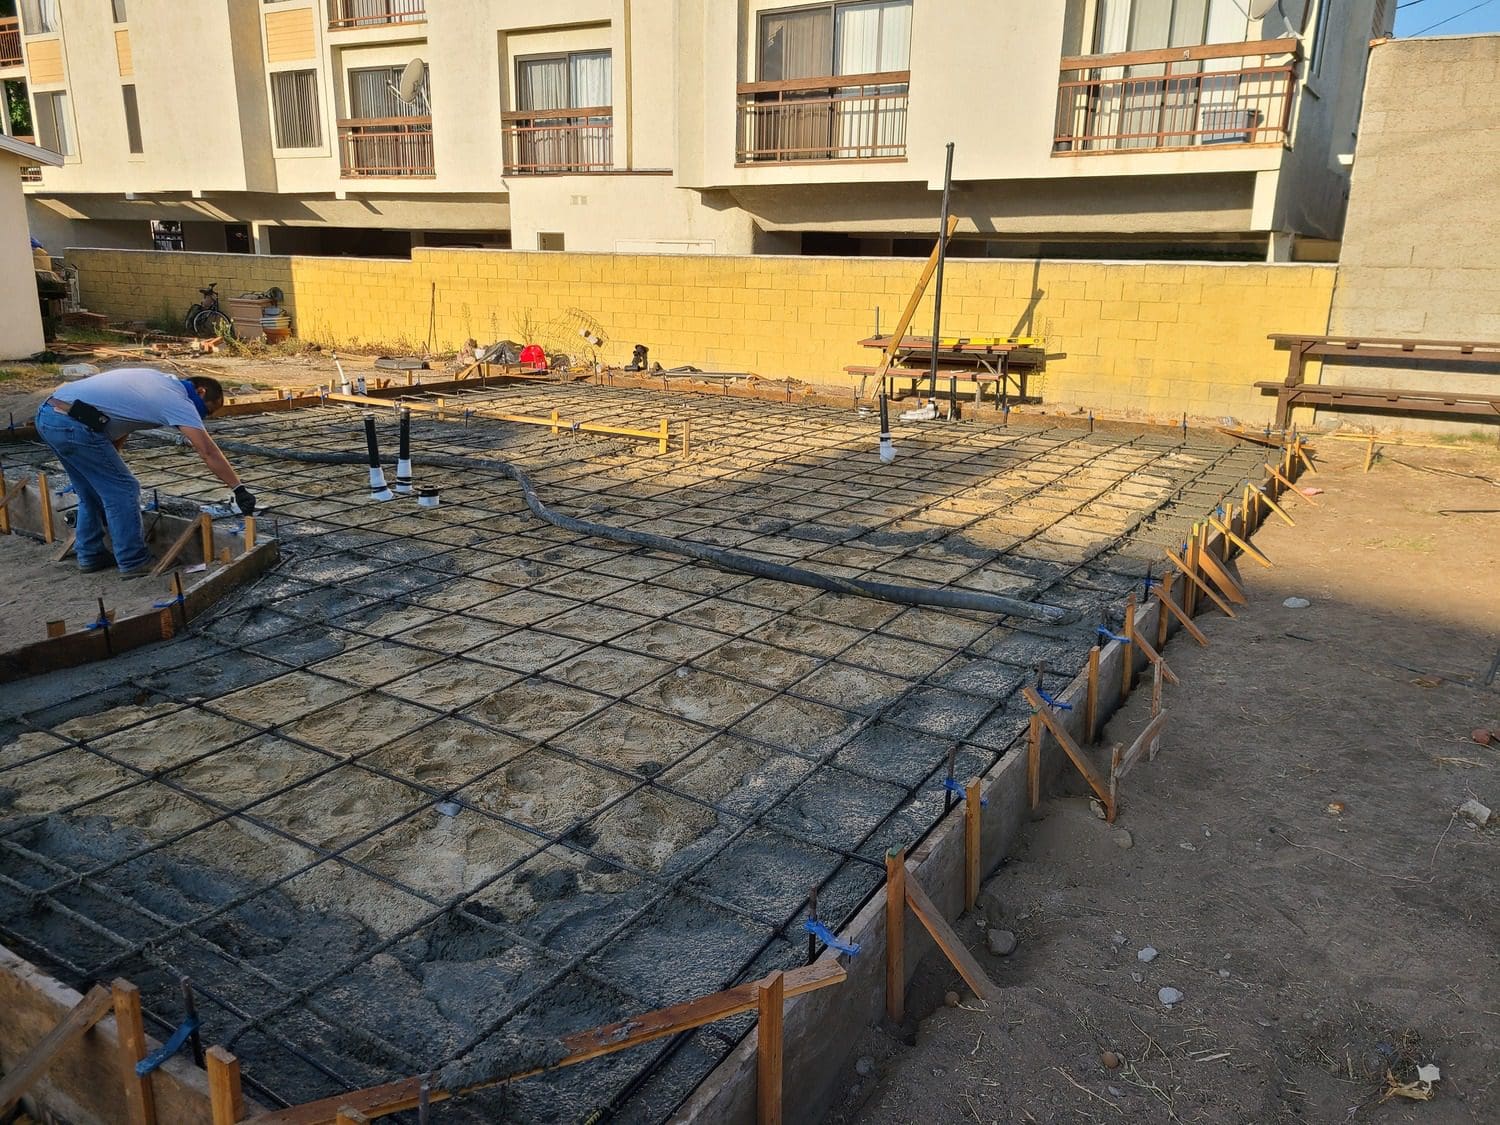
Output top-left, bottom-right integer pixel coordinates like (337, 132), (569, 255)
(927, 141), (955, 401)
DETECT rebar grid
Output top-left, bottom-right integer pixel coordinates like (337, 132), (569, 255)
(0, 385), (1269, 1121)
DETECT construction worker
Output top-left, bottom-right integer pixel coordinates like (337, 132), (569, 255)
(35, 368), (255, 577)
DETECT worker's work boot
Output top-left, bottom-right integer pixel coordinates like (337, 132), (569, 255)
(78, 554), (117, 574)
(119, 558), (157, 579)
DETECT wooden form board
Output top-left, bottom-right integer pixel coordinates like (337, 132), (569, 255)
(0, 944), (248, 1125)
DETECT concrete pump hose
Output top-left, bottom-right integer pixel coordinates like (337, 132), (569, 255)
(205, 437), (1080, 626)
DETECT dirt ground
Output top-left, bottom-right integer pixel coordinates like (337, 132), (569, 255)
(828, 440), (1500, 1125)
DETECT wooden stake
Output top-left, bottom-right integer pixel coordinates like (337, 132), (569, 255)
(756, 972), (784, 1125)
(1164, 548), (1237, 619)
(335, 1110), (369, 1125)
(0, 465), (8, 533)
(1296, 441), (1316, 475)
(207, 1046), (245, 1125)
(1121, 592), (1136, 695)
(0, 984), (113, 1116)
(243, 516), (256, 551)
(904, 874), (1002, 1002)
(1027, 712), (1042, 809)
(1196, 546), (1248, 606)
(53, 531), (76, 562)
(549, 407), (560, 435)
(1157, 587), (1209, 645)
(1254, 485), (1296, 527)
(199, 514), (213, 564)
(151, 518), (203, 577)
(1156, 572), (1173, 648)
(111, 979), (157, 1125)
(1266, 463), (1316, 505)
(885, 849), (905, 1025)
(681, 418), (691, 458)
(1084, 645), (1100, 743)
(1024, 686), (1114, 819)
(1126, 623), (1180, 686)
(1208, 513), (1271, 568)
(1185, 528), (1201, 615)
(658, 417), (670, 455)
(37, 472), (54, 543)
(964, 777), (982, 912)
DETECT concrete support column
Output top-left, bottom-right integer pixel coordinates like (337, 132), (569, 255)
(1266, 231), (1295, 263)
(250, 221), (273, 255)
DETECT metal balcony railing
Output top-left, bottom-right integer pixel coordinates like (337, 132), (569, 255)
(336, 117), (434, 178)
(1053, 38), (1298, 154)
(736, 70), (910, 164)
(0, 17), (22, 67)
(327, 0), (424, 30)
(15, 134), (42, 182)
(501, 107), (613, 174)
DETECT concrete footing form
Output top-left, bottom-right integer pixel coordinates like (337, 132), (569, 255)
(0, 382), (1279, 1122)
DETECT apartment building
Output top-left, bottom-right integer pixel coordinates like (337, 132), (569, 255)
(5, 0), (1394, 261)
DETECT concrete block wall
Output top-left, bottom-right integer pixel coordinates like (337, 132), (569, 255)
(68, 247), (1335, 425)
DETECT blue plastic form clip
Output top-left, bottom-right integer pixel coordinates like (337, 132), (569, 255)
(134, 1015), (199, 1076)
(803, 919), (860, 956)
(1096, 626), (1127, 644)
(943, 776), (988, 806)
(1036, 687), (1072, 711)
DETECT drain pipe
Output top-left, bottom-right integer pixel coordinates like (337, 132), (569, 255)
(395, 407), (413, 494)
(202, 437), (1079, 625)
(364, 414), (394, 501)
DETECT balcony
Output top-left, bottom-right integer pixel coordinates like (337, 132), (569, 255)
(0, 17), (21, 67)
(736, 71), (909, 164)
(1053, 39), (1298, 155)
(502, 107), (612, 174)
(15, 134), (42, 182)
(327, 0), (424, 31)
(336, 117), (433, 178)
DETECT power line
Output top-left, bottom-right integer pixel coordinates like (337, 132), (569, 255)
(1410, 0), (1500, 35)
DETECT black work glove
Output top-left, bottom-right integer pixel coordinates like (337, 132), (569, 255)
(232, 485), (256, 515)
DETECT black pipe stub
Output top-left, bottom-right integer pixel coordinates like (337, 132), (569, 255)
(417, 487), (440, 508)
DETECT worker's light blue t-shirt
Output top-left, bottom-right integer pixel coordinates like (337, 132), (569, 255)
(51, 368), (206, 441)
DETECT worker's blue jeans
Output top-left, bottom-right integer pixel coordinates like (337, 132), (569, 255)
(34, 404), (151, 572)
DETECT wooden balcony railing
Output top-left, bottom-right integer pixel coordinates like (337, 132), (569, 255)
(501, 107), (613, 174)
(1054, 38), (1298, 154)
(327, 0), (424, 30)
(0, 16), (22, 67)
(14, 134), (42, 182)
(336, 117), (434, 178)
(736, 70), (909, 164)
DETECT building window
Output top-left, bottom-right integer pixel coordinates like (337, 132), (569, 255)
(757, 1), (911, 82)
(19, 0), (58, 35)
(271, 69), (323, 148)
(32, 89), (70, 156)
(122, 83), (142, 153)
(339, 64), (433, 177)
(112, 0), (128, 24)
(151, 220), (184, 251)
(506, 50), (612, 173)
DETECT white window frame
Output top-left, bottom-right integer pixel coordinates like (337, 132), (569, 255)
(270, 67), (325, 150)
(32, 88), (72, 157)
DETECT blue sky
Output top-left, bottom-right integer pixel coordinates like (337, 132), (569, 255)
(1395, 0), (1500, 37)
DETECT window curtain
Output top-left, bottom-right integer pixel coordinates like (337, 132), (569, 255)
(273, 70), (322, 148)
(21, 0), (59, 35)
(834, 1), (910, 157)
(569, 52), (611, 169)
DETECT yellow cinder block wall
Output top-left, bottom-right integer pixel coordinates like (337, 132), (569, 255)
(67, 248), (1335, 425)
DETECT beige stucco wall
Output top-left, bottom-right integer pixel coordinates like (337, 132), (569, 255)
(1, 156), (45, 360)
(1324, 34), (1500, 431)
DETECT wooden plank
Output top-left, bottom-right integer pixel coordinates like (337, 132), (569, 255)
(245, 961), (847, 1125)
(112, 978), (157, 1125)
(1208, 513), (1271, 568)
(1116, 711), (1170, 780)
(151, 519), (205, 577)
(1196, 545), (1248, 606)
(885, 849), (905, 1025)
(1254, 485), (1296, 527)
(1156, 588), (1209, 645)
(207, 1047), (244, 1125)
(963, 777), (982, 912)
(1127, 624), (1179, 686)
(37, 472), (54, 544)
(756, 972), (784, 1125)
(0, 983), (113, 1115)
(1156, 572), (1173, 648)
(1023, 686), (1114, 819)
(53, 531), (76, 562)
(1266, 462), (1316, 505)
(243, 516), (256, 552)
(1085, 645), (1100, 743)
(198, 514), (213, 566)
(0, 466), (8, 533)
(334, 1110), (368, 1125)
(1163, 548), (1237, 619)
(1121, 592), (1136, 694)
(903, 875), (1002, 1002)
(872, 214), (961, 390)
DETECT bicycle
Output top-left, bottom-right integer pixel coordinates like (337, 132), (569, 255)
(184, 282), (232, 339)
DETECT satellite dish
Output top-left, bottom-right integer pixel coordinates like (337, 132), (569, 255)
(398, 58), (426, 102)
(1248, 0), (1279, 18)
